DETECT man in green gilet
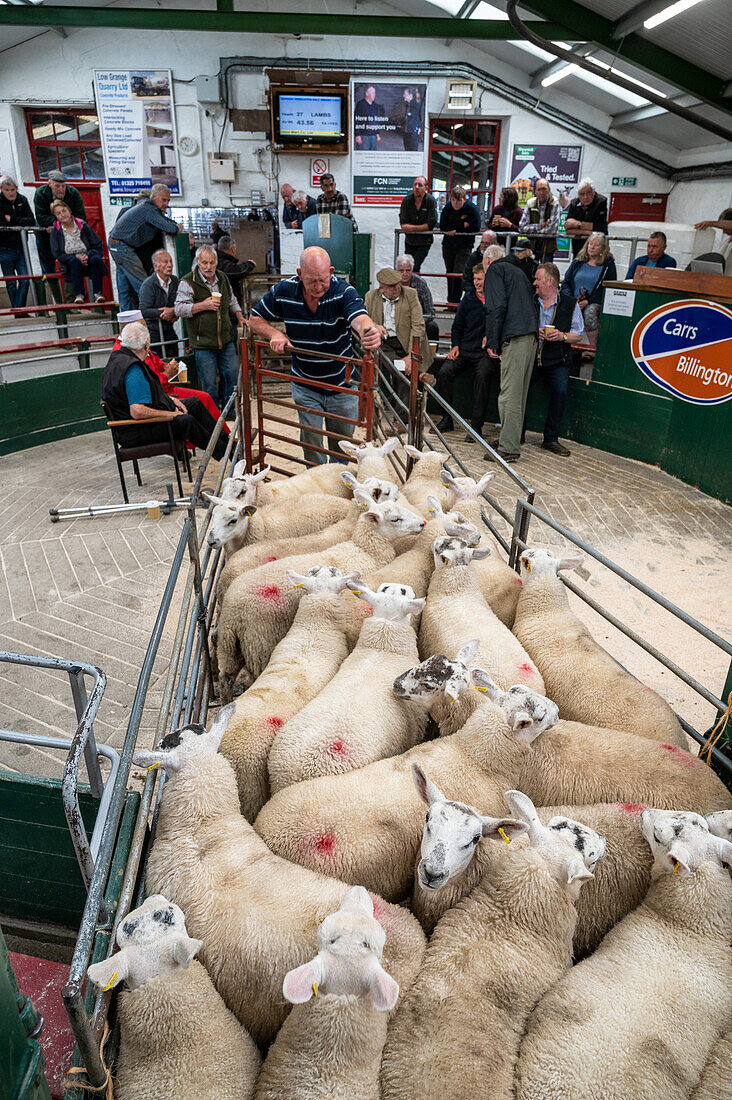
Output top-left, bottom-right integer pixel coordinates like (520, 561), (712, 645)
(174, 245), (246, 411)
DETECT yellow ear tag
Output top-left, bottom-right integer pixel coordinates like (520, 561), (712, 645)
(102, 972), (119, 992)
(442, 556), (450, 567)
(312, 980), (319, 997)
(428, 506), (436, 514)
(147, 762), (161, 772)
(672, 860), (680, 875)
(524, 561), (532, 573)
(292, 583), (303, 588)
(498, 827), (511, 845)
(351, 588), (362, 596)
(474, 684), (487, 694)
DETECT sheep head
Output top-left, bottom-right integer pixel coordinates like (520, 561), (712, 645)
(519, 548), (584, 579)
(432, 535), (490, 569)
(640, 808), (732, 877)
(470, 671), (558, 741)
(132, 702), (236, 776)
(287, 565), (361, 596)
(505, 790), (606, 900)
(393, 641), (480, 705)
(346, 580), (425, 624)
(87, 895), (201, 992)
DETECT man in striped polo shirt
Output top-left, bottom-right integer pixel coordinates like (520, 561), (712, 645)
(250, 246), (381, 465)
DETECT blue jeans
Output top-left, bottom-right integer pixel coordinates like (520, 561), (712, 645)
(291, 380), (358, 465)
(0, 247), (29, 308)
(195, 342), (239, 407)
(108, 239), (147, 311)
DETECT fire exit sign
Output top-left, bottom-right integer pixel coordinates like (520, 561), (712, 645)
(612, 176), (637, 186)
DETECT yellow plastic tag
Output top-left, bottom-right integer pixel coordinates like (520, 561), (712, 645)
(498, 827), (511, 845)
(524, 561), (532, 572)
(441, 556), (450, 567)
(102, 972), (119, 992)
(292, 583), (303, 588)
(351, 588), (362, 596)
(147, 762), (161, 772)
(672, 860), (680, 875)
(474, 684), (487, 694)
(312, 980), (318, 997)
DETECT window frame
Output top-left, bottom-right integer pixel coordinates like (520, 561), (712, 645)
(24, 107), (105, 183)
(428, 117), (502, 222)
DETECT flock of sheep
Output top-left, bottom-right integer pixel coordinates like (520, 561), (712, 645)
(87, 438), (732, 1099)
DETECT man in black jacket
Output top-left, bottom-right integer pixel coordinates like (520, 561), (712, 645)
(215, 236), (255, 305)
(564, 179), (608, 258)
(139, 249), (179, 357)
(481, 245), (538, 462)
(436, 264), (496, 438)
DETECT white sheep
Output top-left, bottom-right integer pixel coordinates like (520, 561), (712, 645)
(133, 706), (426, 1048)
(206, 491), (352, 555)
(429, 471), (523, 627)
(87, 895), (260, 1100)
(393, 641), (486, 737)
(216, 495), (426, 697)
(220, 458), (259, 506)
(516, 808), (732, 1100)
(244, 438), (401, 505)
(218, 566), (358, 817)
(401, 446), (450, 511)
(253, 887), (398, 1100)
(417, 537), (544, 695)
(268, 582), (427, 793)
(513, 547), (688, 748)
(691, 1031), (732, 1100)
(380, 783), (604, 1100)
(254, 682), (560, 901)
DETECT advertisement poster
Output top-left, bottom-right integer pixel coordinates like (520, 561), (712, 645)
(352, 82), (427, 206)
(94, 70), (181, 195)
(509, 143), (583, 257)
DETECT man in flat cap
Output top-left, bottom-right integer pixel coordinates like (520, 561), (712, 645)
(364, 267), (433, 386)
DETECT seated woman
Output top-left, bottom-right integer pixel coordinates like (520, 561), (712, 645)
(100, 322), (228, 460)
(49, 199), (107, 303)
(111, 309), (228, 434)
(561, 232), (616, 349)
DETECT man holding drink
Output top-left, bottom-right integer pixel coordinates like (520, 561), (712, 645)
(528, 263), (584, 456)
(175, 245), (246, 412)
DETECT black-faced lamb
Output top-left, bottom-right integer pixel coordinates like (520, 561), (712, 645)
(87, 894), (261, 1100)
(253, 887), (398, 1100)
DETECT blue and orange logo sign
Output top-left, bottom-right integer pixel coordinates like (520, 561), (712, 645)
(631, 299), (732, 406)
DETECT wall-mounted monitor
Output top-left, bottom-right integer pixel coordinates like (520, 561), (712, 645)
(270, 87), (349, 152)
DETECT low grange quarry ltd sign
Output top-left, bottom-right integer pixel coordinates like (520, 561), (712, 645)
(630, 299), (732, 406)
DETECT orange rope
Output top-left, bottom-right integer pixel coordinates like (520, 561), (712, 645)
(65, 1020), (114, 1099)
(700, 691), (732, 764)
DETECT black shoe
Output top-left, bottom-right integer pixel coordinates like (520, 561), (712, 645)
(464, 428), (483, 442)
(542, 440), (571, 456)
(436, 416), (454, 432)
(484, 448), (519, 462)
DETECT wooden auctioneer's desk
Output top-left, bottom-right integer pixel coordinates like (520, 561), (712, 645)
(559, 267), (732, 503)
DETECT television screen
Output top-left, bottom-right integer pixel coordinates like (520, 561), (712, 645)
(276, 93), (344, 140)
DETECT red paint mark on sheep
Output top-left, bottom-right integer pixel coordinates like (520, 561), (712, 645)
(314, 834), (336, 856)
(266, 716), (283, 730)
(264, 556), (278, 563)
(254, 583), (283, 603)
(617, 802), (645, 814)
(513, 575), (523, 585)
(660, 743), (697, 766)
(327, 739), (349, 756)
(517, 662), (537, 679)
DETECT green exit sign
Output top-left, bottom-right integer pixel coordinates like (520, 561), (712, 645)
(612, 176), (637, 187)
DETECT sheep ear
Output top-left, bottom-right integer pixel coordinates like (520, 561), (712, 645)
(232, 459), (248, 478)
(353, 489), (373, 511)
(171, 935), (203, 969)
(252, 466), (270, 483)
(411, 762), (443, 807)
(476, 472), (495, 492)
(338, 440), (359, 457)
(425, 495), (442, 516)
(368, 963), (399, 1011)
(340, 886), (374, 917)
(404, 444), (421, 459)
(664, 847), (692, 877)
(132, 747), (181, 773)
(88, 953), (129, 992)
(346, 579), (375, 600)
(238, 503), (256, 517)
(206, 702), (236, 748)
(566, 865), (594, 887)
(287, 569), (307, 588)
(340, 470), (359, 490)
(557, 556), (583, 572)
(712, 836), (732, 871)
(405, 597), (426, 618)
(471, 546), (491, 560)
(440, 469), (456, 488)
(379, 437), (399, 455)
(504, 790), (539, 828)
(456, 639), (480, 665)
(481, 816), (529, 842)
(283, 957), (323, 1004)
(471, 668), (502, 700)
(203, 491), (228, 507)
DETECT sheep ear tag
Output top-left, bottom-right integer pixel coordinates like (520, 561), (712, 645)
(312, 980), (319, 997)
(498, 828), (511, 845)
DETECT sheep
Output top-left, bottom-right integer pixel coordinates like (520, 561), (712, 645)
(431, 470), (523, 627)
(380, 784), (604, 1100)
(133, 706), (426, 1048)
(218, 566), (358, 818)
(707, 808), (732, 840)
(513, 547), (688, 748)
(244, 437), (401, 505)
(401, 446), (450, 511)
(253, 887), (398, 1100)
(254, 682), (560, 901)
(417, 537), (544, 695)
(268, 582), (427, 793)
(206, 491), (352, 556)
(216, 494), (426, 700)
(393, 641), (486, 737)
(87, 895), (261, 1100)
(220, 458), (259, 506)
(515, 809), (732, 1100)
(691, 1031), (732, 1100)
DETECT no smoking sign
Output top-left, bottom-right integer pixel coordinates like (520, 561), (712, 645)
(311, 157), (328, 187)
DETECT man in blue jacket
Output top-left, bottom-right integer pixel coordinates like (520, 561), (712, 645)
(626, 231), (676, 279)
(436, 264), (496, 438)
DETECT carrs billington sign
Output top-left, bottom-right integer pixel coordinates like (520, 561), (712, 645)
(630, 299), (732, 406)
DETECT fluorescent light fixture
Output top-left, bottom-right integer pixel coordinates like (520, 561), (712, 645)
(644, 0), (707, 30)
(541, 63), (579, 87)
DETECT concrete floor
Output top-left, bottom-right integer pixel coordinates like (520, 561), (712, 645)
(0, 421), (729, 786)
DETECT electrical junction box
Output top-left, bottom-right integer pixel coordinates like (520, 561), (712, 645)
(209, 154), (237, 182)
(195, 74), (221, 104)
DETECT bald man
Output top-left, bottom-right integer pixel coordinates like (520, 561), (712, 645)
(250, 247), (381, 465)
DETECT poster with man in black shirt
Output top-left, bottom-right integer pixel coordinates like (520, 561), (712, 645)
(352, 81), (427, 207)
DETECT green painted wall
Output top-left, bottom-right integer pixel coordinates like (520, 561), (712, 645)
(0, 369), (106, 456)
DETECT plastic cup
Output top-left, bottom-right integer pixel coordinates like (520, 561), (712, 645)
(211, 291), (222, 304)
(543, 325), (555, 335)
(177, 360), (188, 382)
(146, 500), (161, 520)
